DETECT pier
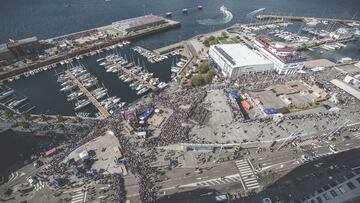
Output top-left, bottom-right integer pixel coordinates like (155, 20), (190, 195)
(256, 14), (360, 24)
(0, 17), (181, 81)
(154, 42), (184, 55)
(292, 36), (357, 50)
(176, 42), (195, 77)
(65, 70), (110, 118)
(114, 64), (157, 91)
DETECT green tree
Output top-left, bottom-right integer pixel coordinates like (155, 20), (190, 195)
(56, 114), (64, 123)
(56, 123), (65, 133)
(20, 120), (32, 132)
(21, 112), (31, 122)
(39, 114), (47, 122)
(191, 75), (205, 86)
(74, 116), (81, 123)
(221, 31), (228, 38)
(203, 40), (210, 47)
(198, 61), (210, 73)
(4, 110), (14, 121)
(208, 35), (215, 41)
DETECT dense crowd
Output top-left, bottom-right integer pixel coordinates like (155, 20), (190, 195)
(111, 120), (160, 203)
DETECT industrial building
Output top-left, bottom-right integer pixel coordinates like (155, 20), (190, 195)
(112, 15), (166, 34)
(0, 44), (16, 66)
(208, 44), (273, 79)
(254, 36), (305, 74)
(6, 37), (42, 60)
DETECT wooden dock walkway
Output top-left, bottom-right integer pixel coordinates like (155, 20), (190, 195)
(114, 65), (157, 90)
(256, 15), (360, 24)
(65, 70), (110, 118)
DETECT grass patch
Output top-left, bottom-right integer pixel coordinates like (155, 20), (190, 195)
(288, 102), (321, 113)
(191, 61), (217, 86)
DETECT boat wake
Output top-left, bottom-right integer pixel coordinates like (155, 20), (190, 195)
(246, 8), (265, 18)
(197, 6), (233, 25)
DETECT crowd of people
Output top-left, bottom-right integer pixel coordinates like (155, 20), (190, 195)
(111, 120), (160, 203)
(142, 88), (208, 147)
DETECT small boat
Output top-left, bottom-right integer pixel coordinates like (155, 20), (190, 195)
(9, 98), (28, 108)
(137, 87), (149, 95)
(136, 84), (143, 91)
(96, 57), (105, 62)
(95, 91), (108, 100)
(0, 90), (14, 100)
(60, 84), (76, 92)
(157, 82), (168, 89)
(124, 77), (133, 83)
(74, 99), (91, 111)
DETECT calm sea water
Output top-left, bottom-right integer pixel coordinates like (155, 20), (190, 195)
(1, 0), (359, 47)
(1, 0), (360, 116)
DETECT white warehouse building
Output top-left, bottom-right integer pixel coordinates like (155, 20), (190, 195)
(209, 44), (273, 79)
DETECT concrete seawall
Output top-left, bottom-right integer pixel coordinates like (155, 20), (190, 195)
(0, 22), (181, 81)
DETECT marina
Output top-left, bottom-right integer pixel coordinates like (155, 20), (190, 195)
(0, 15), (181, 81)
(0, 85), (34, 114)
(64, 70), (111, 118)
(4, 43), (179, 117)
(1, 1), (360, 203)
(256, 14), (360, 24)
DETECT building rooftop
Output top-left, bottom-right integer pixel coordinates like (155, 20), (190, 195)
(7, 36), (38, 47)
(112, 15), (165, 31)
(330, 79), (360, 100)
(0, 44), (9, 53)
(212, 44), (271, 67)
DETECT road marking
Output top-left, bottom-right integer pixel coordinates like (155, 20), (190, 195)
(353, 132), (360, 139)
(180, 174), (241, 188)
(235, 159), (260, 191)
(71, 189), (86, 203)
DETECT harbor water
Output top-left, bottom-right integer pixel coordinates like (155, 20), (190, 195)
(5, 46), (179, 116)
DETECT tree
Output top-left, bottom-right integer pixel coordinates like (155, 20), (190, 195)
(221, 31), (228, 38)
(21, 112), (31, 122)
(198, 61), (210, 73)
(56, 114), (64, 123)
(20, 120), (32, 132)
(4, 110), (14, 121)
(203, 40), (210, 47)
(56, 123), (65, 133)
(208, 35), (215, 41)
(74, 116), (81, 123)
(39, 114), (47, 122)
(191, 75), (205, 86)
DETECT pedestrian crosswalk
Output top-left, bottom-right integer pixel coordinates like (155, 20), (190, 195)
(235, 159), (260, 190)
(34, 181), (45, 192)
(180, 174), (242, 188)
(71, 188), (86, 203)
(296, 139), (321, 148)
(353, 132), (360, 140)
(8, 172), (19, 183)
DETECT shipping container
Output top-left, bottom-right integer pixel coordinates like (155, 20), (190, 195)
(241, 100), (252, 110)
